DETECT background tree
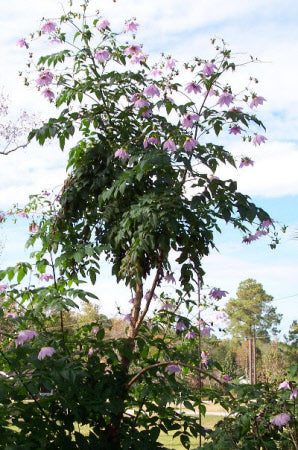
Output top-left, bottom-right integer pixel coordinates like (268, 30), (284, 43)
(226, 278), (282, 383)
(0, 89), (38, 155)
(281, 320), (298, 367)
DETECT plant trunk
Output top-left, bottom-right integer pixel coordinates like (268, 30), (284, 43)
(252, 329), (257, 384)
(249, 337), (253, 384)
(106, 281), (143, 447)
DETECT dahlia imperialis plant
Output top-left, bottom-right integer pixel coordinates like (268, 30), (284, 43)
(0, 0), (292, 448)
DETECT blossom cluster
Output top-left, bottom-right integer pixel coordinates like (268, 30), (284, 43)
(14, 329), (55, 360)
(242, 220), (273, 244)
(16, 14), (268, 174)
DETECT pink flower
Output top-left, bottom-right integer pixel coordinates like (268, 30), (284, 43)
(124, 20), (139, 33)
(200, 327), (211, 337)
(186, 331), (197, 339)
(242, 234), (256, 244)
(163, 139), (176, 152)
(253, 134), (267, 146)
(142, 109), (152, 118)
(164, 272), (176, 284)
(36, 71), (54, 87)
(39, 273), (53, 282)
(143, 137), (159, 148)
(17, 211), (29, 218)
(130, 53), (148, 64)
(176, 321), (187, 332)
(41, 22), (57, 33)
(144, 292), (157, 301)
(124, 45), (141, 56)
(166, 58), (177, 69)
(201, 351), (208, 366)
(218, 92), (233, 108)
(278, 381), (291, 390)
(88, 347), (99, 357)
(134, 98), (150, 109)
(203, 62), (217, 77)
(38, 347), (56, 360)
(0, 284), (8, 293)
(160, 303), (175, 311)
(290, 389), (298, 400)
(131, 93), (141, 103)
(203, 89), (216, 98)
(165, 364), (181, 375)
(50, 39), (61, 44)
(16, 39), (29, 49)
(7, 312), (18, 318)
(144, 85), (160, 98)
(182, 113), (200, 128)
(156, 371), (165, 378)
(184, 138), (198, 152)
(223, 375), (230, 381)
(256, 230), (267, 238)
(15, 330), (38, 348)
(123, 313), (131, 322)
(97, 19), (110, 30)
(185, 82), (201, 94)
(114, 148), (130, 159)
(230, 106), (243, 113)
(42, 89), (55, 100)
(165, 95), (174, 103)
(209, 288), (228, 299)
(129, 297), (135, 304)
(151, 69), (162, 77)
(209, 175), (219, 181)
(242, 229), (266, 244)
(250, 96), (266, 108)
(229, 126), (242, 135)
(270, 413), (290, 427)
(239, 158), (254, 168)
(95, 50), (110, 62)
(216, 311), (228, 321)
(261, 219), (273, 228)
(92, 327), (99, 334)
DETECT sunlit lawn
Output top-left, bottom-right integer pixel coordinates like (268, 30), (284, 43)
(157, 415), (220, 449)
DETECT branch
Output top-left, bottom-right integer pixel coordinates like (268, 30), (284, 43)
(0, 142), (29, 155)
(126, 360), (235, 400)
(135, 265), (162, 333)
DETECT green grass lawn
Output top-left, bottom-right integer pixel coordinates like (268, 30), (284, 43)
(158, 415), (220, 449)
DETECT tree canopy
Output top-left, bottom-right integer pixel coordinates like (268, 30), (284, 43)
(226, 278), (281, 341)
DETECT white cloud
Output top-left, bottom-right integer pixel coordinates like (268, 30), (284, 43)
(0, 143), (67, 210)
(215, 140), (298, 198)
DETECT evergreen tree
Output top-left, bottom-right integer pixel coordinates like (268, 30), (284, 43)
(226, 279), (281, 340)
(226, 279), (281, 383)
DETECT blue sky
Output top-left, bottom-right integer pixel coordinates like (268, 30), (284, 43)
(0, 0), (297, 336)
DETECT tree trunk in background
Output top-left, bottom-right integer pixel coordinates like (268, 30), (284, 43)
(252, 329), (257, 384)
(249, 337), (253, 384)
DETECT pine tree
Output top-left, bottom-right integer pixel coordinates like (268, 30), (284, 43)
(226, 279), (282, 383)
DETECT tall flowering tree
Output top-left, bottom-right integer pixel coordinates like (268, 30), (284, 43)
(0, 1), (295, 448)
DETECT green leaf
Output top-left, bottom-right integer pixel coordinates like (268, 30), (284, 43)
(89, 268), (97, 285)
(180, 434), (190, 449)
